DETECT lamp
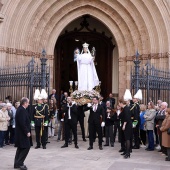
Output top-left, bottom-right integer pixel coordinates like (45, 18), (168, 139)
(75, 81), (78, 90)
(69, 81), (73, 93)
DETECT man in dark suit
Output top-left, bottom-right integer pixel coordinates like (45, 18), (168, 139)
(49, 89), (59, 102)
(61, 97), (79, 149)
(77, 105), (86, 141)
(84, 96), (105, 150)
(14, 97), (31, 170)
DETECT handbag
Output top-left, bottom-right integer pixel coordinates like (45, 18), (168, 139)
(167, 128), (170, 135)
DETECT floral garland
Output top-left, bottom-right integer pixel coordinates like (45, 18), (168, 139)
(71, 90), (100, 105)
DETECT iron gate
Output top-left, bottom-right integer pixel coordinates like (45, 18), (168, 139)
(0, 56), (50, 106)
(131, 58), (170, 105)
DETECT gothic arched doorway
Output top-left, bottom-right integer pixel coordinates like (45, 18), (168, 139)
(54, 15), (115, 99)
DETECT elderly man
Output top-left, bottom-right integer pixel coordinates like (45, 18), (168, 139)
(49, 89), (58, 102)
(156, 102), (168, 154)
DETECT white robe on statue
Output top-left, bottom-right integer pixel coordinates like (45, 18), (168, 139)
(77, 52), (99, 91)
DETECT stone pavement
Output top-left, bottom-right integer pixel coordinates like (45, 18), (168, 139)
(0, 136), (170, 170)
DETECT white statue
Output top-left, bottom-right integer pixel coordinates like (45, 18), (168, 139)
(77, 43), (99, 91)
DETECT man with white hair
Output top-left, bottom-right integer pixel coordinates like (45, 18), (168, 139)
(49, 89), (58, 102)
(156, 102), (168, 154)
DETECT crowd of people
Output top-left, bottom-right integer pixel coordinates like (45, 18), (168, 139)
(0, 88), (170, 170)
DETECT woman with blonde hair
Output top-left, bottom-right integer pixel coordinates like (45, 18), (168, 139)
(0, 103), (10, 148)
(160, 108), (170, 161)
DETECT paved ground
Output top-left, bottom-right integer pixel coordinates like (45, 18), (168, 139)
(0, 135), (170, 170)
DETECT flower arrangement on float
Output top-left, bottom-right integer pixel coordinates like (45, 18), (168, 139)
(71, 90), (100, 105)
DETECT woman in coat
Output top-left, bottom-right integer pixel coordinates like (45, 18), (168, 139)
(160, 108), (170, 161)
(119, 98), (132, 159)
(144, 102), (156, 151)
(0, 103), (10, 148)
(139, 104), (146, 146)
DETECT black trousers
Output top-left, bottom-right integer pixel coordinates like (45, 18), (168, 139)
(35, 126), (47, 147)
(133, 124), (140, 147)
(65, 120), (77, 145)
(5, 125), (15, 144)
(140, 129), (146, 145)
(14, 147), (30, 167)
(77, 116), (85, 139)
(119, 128), (125, 150)
(113, 121), (121, 142)
(89, 122), (102, 147)
(154, 126), (159, 145)
(105, 125), (114, 145)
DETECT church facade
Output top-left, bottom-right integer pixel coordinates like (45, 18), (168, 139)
(0, 0), (170, 98)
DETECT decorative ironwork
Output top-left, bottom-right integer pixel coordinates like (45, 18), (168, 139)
(0, 53), (50, 107)
(131, 58), (170, 105)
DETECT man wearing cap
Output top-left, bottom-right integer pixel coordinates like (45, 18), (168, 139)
(131, 90), (142, 149)
(31, 89), (49, 149)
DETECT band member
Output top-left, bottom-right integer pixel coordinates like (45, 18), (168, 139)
(131, 89), (142, 149)
(31, 89), (49, 149)
(61, 97), (79, 149)
(84, 96), (105, 150)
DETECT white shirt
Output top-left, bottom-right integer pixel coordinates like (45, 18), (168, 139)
(93, 104), (98, 112)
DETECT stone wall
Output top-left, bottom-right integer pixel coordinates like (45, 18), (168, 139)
(0, 0), (169, 97)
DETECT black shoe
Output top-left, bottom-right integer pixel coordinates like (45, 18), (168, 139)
(99, 145), (103, 150)
(83, 138), (87, 142)
(146, 148), (154, 151)
(111, 144), (114, 147)
(124, 153), (130, 159)
(158, 150), (163, 152)
(19, 165), (27, 170)
(133, 146), (140, 149)
(87, 146), (93, 150)
(119, 148), (125, 152)
(121, 152), (126, 155)
(61, 144), (68, 148)
(43, 146), (46, 149)
(75, 145), (79, 149)
(165, 157), (170, 161)
(104, 144), (109, 146)
(35, 146), (40, 149)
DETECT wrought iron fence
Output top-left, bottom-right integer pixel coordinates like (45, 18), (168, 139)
(131, 60), (170, 105)
(0, 57), (50, 106)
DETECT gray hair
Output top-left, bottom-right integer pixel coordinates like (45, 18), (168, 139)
(0, 103), (7, 109)
(6, 103), (12, 107)
(162, 102), (168, 107)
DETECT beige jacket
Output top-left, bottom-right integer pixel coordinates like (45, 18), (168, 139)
(0, 109), (10, 131)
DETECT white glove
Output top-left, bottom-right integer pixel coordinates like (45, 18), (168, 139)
(101, 122), (105, 127)
(43, 123), (48, 126)
(87, 103), (92, 107)
(31, 123), (35, 127)
(61, 119), (64, 122)
(12, 125), (15, 128)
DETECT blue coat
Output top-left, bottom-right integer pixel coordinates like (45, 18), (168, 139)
(140, 111), (146, 130)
